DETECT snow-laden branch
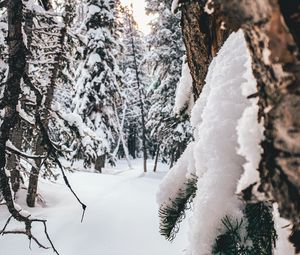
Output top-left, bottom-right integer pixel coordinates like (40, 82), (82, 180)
(6, 140), (47, 159)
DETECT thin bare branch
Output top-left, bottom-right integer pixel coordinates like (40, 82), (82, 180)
(2, 230), (50, 250)
(0, 215), (13, 233)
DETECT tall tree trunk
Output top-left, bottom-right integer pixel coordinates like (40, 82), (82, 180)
(127, 10), (147, 172)
(0, 0), (28, 222)
(7, 0), (34, 197)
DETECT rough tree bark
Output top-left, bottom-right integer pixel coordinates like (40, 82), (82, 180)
(7, 120), (23, 194)
(6, 0), (35, 196)
(180, 1), (238, 100)
(0, 0), (30, 226)
(180, 0), (300, 251)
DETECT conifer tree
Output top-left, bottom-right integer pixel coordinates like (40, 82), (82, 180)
(73, 0), (122, 171)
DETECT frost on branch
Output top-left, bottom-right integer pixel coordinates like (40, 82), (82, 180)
(173, 57), (193, 115)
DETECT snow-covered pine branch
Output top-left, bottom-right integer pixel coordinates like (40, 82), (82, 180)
(157, 30), (279, 254)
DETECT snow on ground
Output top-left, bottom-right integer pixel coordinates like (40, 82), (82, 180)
(0, 159), (188, 255)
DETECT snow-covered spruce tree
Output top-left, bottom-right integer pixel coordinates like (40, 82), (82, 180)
(145, 0), (192, 170)
(158, 0), (299, 254)
(119, 6), (149, 171)
(73, 0), (123, 172)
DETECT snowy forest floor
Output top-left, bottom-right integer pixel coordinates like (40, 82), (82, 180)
(0, 159), (188, 255)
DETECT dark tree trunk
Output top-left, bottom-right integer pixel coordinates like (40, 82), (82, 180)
(128, 126), (137, 159)
(169, 150), (174, 169)
(26, 164), (40, 206)
(7, 120), (23, 194)
(26, 134), (43, 207)
(8, 0), (34, 196)
(180, 1), (237, 100)
(215, 0), (300, 249)
(0, 0), (28, 221)
(128, 137), (135, 158)
(95, 154), (106, 173)
(153, 144), (160, 173)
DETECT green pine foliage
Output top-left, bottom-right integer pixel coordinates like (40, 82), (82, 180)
(213, 216), (250, 254)
(245, 202), (277, 254)
(159, 175), (277, 254)
(159, 174), (198, 241)
(213, 202), (277, 255)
